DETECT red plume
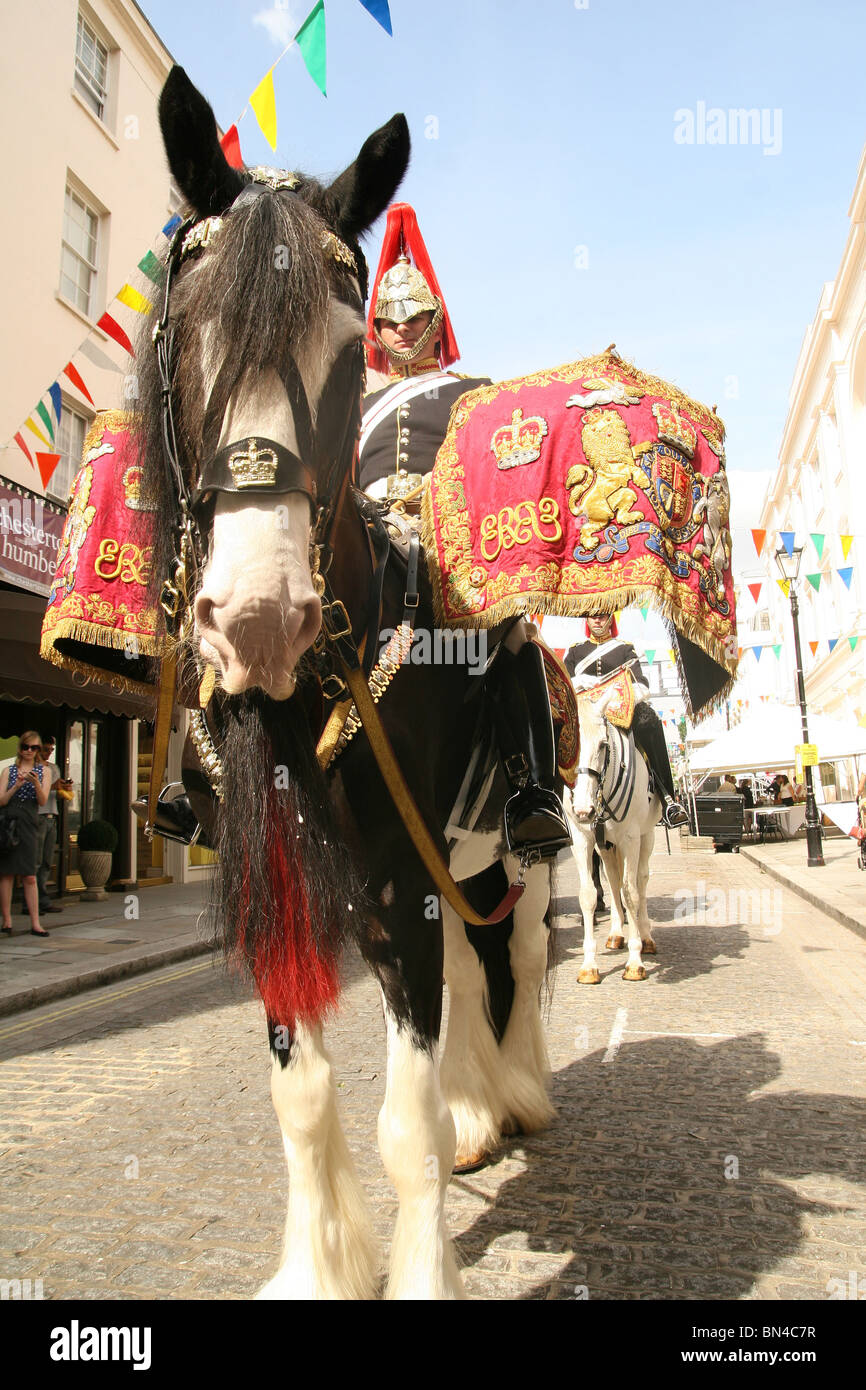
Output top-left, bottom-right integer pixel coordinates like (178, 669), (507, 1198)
(366, 203), (460, 373)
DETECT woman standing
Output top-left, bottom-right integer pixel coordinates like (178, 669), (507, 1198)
(0, 731), (50, 936)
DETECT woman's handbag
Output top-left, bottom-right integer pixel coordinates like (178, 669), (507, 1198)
(0, 808), (20, 851)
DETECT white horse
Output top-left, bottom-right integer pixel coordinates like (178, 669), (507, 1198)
(565, 686), (661, 982)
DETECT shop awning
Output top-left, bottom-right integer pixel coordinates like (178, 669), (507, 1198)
(0, 589), (155, 720)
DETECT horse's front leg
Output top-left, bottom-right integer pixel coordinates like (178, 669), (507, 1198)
(572, 823), (601, 984)
(599, 843), (626, 951)
(637, 826), (657, 956)
(371, 888), (464, 1300)
(619, 833), (648, 981)
(258, 1020), (378, 1300)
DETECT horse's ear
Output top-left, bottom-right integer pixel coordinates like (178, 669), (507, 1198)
(327, 114), (410, 242)
(158, 65), (245, 218)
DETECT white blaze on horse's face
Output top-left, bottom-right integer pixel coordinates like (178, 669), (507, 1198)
(193, 365), (322, 700)
(571, 697), (611, 822)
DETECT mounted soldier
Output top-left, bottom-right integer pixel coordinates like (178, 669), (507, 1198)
(564, 612), (689, 829)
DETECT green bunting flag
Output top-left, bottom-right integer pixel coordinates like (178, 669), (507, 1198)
(850, 636), (859, 652)
(640, 606), (649, 620)
(296, 0), (327, 95)
(809, 532), (825, 560)
(35, 400), (55, 442)
(138, 250), (165, 287)
(806, 573), (822, 592)
(772, 644), (781, 659)
(645, 649), (655, 664)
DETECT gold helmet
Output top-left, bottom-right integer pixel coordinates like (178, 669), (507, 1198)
(373, 256), (444, 365)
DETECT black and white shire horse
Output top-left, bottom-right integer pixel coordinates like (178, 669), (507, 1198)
(139, 67), (555, 1299)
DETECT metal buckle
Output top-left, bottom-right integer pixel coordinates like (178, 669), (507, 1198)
(517, 847), (543, 885)
(321, 599), (352, 642)
(321, 672), (347, 699)
(505, 754), (529, 782)
(403, 590), (420, 609)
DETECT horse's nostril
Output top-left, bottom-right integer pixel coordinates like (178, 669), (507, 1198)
(194, 595), (215, 632)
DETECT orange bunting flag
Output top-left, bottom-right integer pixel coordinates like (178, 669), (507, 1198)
(776, 577), (790, 598)
(35, 452), (62, 489)
(250, 68), (278, 151)
(808, 640), (819, 656)
(63, 361), (95, 403)
(840, 534), (854, 561)
(116, 284), (152, 315)
(747, 582), (762, 603)
(751, 528), (766, 557)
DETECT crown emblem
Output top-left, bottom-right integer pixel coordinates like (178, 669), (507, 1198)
(228, 439), (278, 489)
(122, 463), (155, 511)
(652, 401), (697, 459)
(490, 408), (549, 470)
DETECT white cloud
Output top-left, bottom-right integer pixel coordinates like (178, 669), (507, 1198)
(252, 2), (304, 48)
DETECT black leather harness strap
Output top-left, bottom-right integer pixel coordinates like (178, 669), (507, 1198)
(194, 437), (317, 511)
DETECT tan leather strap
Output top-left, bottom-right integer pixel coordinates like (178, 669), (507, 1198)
(146, 652), (178, 835)
(340, 661), (524, 926)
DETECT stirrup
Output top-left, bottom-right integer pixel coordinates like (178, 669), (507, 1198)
(662, 799), (690, 829)
(132, 782), (201, 846)
(505, 786), (572, 858)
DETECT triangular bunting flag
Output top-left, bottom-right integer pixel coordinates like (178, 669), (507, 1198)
(751, 528), (766, 557)
(668, 649), (676, 664)
(357, 0), (392, 32)
(640, 605), (649, 620)
(138, 250), (165, 287)
(737, 647), (744, 661)
(13, 431), (34, 467)
(838, 567), (853, 589)
(645, 649), (655, 664)
(295, 0), (327, 96)
(828, 638), (838, 652)
(35, 452), (62, 489)
(250, 68), (278, 149)
(63, 362), (95, 402)
(776, 577), (790, 598)
(840, 535), (854, 561)
(162, 214), (183, 238)
(220, 124), (244, 169)
(47, 382), (62, 424)
(779, 531), (795, 556)
(96, 313), (135, 356)
(806, 573), (822, 592)
(35, 400), (55, 442)
(808, 640), (819, 657)
(850, 636), (859, 651)
(116, 284), (152, 314)
(79, 340), (123, 373)
(25, 418), (52, 448)
(747, 582), (762, 603)
(772, 644), (781, 659)
(753, 646), (763, 661)
(809, 532), (825, 559)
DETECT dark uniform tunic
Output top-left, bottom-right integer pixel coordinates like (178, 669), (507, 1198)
(564, 637), (648, 691)
(358, 365), (490, 493)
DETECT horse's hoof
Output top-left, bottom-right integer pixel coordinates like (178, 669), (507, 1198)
(623, 964), (647, 981)
(605, 935), (625, 950)
(453, 1149), (491, 1175)
(578, 967), (601, 984)
(641, 940), (657, 954)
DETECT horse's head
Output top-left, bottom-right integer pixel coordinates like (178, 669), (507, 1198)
(570, 692), (614, 823)
(140, 66), (409, 699)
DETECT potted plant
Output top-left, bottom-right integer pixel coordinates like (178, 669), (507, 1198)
(77, 820), (119, 900)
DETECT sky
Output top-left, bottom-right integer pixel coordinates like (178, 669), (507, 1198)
(141, 0), (865, 565)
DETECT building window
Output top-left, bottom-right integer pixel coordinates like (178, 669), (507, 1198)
(74, 12), (109, 120)
(60, 186), (99, 317)
(53, 407), (89, 502)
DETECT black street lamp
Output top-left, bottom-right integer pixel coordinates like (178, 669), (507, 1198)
(775, 541), (824, 867)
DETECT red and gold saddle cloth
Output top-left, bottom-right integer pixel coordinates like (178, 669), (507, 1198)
(423, 350), (737, 717)
(40, 410), (161, 695)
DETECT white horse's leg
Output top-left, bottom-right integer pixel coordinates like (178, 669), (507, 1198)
(498, 856), (555, 1133)
(258, 1022), (378, 1300)
(572, 824), (601, 983)
(441, 898), (507, 1167)
(637, 825), (657, 954)
(619, 833), (648, 981)
(379, 1008), (464, 1300)
(600, 844), (626, 950)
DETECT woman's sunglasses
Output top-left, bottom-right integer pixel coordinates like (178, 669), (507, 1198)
(19, 743), (41, 752)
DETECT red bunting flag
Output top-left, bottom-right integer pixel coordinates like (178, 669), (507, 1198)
(751, 528), (766, 557)
(220, 124), (243, 168)
(36, 452), (62, 489)
(747, 582), (762, 604)
(96, 312), (135, 356)
(62, 361), (94, 404)
(14, 431), (34, 467)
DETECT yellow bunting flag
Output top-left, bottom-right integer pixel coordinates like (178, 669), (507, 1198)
(25, 417), (52, 448)
(777, 577), (790, 598)
(841, 534), (854, 560)
(116, 284), (152, 314)
(250, 67), (278, 151)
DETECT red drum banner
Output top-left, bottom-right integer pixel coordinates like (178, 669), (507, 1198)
(423, 350), (737, 718)
(40, 410), (161, 695)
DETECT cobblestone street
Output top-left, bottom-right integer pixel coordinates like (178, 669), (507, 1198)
(2, 832), (866, 1302)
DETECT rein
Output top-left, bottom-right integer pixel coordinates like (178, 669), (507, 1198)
(148, 182), (527, 927)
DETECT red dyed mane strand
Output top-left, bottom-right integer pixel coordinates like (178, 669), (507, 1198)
(365, 202), (460, 373)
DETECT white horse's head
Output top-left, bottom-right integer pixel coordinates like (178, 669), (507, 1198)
(140, 66), (410, 699)
(570, 690), (618, 822)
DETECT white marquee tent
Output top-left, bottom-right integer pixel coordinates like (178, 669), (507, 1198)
(688, 703), (866, 775)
